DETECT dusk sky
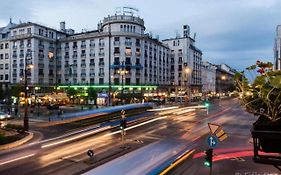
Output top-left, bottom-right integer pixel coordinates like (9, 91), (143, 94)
(1, 0), (280, 71)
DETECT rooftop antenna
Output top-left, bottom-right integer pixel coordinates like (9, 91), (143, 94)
(193, 32), (197, 40)
(122, 6), (139, 16)
(9, 17), (12, 23)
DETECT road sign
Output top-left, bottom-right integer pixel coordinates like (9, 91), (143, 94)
(207, 135), (218, 148)
(216, 129), (228, 141)
(87, 149), (94, 158)
(208, 123), (220, 134)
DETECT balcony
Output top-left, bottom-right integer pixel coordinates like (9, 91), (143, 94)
(19, 54), (24, 58)
(178, 52), (183, 57)
(136, 52), (141, 57)
(19, 63), (24, 67)
(90, 43), (95, 47)
(125, 52), (132, 56)
(73, 46), (78, 50)
(81, 73), (86, 77)
(114, 52), (120, 56)
(73, 54), (78, 59)
(90, 63), (95, 66)
(81, 63), (86, 67)
(114, 41), (120, 46)
(65, 55), (69, 59)
(99, 62), (105, 66)
(64, 46), (69, 50)
(81, 54), (86, 58)
(125, 62), (132, 66)
(81, 44), (86, 49)
(12, 46), (17, 49)
(90, 73), (95, 77)
(12, 64), (17, 68)
(125, 41), (132, 46)
(19, 44), (24, 48)
(114, 61), (120, 65)
(99, 42), (105, 47)
(12, 54), (17, 58)
(39, 44), (44, 49)
(99, 52), (105, 57)
(136, 42), (141, 47)
(99, 72), (104, 76)
(136, 72), (141, 76)
(27, 43), (31, 48)
(90, 53), (95, 57)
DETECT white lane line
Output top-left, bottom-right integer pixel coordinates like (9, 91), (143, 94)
(147, 106), (179, 112)
(42, 126), (111, 148)
(103, 116), (167, 137)
(0, 153), (35, 166)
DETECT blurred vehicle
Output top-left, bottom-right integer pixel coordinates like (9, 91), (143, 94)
(0, 112), (11, 120)
(47, 104), (59, 110)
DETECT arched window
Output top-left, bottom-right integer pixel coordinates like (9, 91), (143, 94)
(120, 25), (123, 32)
(133, 26), (136, 33)
(127, 25), (129, 32)
(130, 26), (132, 32)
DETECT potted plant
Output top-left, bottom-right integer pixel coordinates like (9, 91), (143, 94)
(235, 61), (281, 164)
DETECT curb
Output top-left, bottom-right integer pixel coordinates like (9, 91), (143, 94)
(0, 132), (34, 151)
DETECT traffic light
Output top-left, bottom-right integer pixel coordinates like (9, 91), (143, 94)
(204, 149), (213, 167)
(120, 119), (127, 130)
(204, 102), (209, 108)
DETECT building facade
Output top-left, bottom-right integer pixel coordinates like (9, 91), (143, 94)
(274, 25), (281, 70)
(0, 8), (206, 103)
(215, 64), (237, 94)
(201, 61), (216, 94)
(162, 25), (202, 99)
(0, 19), (17, 88)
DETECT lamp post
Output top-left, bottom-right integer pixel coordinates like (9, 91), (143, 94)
(183, 66), (191, 105)
(24, 51), (33, 131)
(108, 24), (112, 106)
(117, 61), (128, 104)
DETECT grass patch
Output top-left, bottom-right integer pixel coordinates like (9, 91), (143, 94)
(0, 132), (27, 145)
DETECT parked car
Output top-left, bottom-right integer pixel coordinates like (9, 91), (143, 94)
(0, 112), (11, 120)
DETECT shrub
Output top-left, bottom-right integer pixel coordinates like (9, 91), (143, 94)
(5, 124), (25, 134)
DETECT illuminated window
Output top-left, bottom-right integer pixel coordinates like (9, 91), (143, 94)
(125, 47), (132, 56)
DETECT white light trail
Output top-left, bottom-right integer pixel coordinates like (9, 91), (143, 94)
(0, 153), (35, 166)
(103, 116), (167, 137)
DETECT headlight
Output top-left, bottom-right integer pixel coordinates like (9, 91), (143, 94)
(0, 116), (4, 119)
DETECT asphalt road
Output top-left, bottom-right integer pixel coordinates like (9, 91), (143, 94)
(0, 102), (208, 175)
(168, 99), (281, 175)
(1, 98), (274, 175)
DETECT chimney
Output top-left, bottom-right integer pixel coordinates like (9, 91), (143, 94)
(60, 21), (66, 32)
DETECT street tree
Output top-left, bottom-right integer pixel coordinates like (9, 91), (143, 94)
(66, 88), (77, 104)
(87, 87), (98, 108)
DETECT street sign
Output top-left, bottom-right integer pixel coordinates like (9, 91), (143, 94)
(216, 129), (228, 141)
(87, 149), (94, 158)
(208, 123), (220, 134)
(207, 135), (218, 148)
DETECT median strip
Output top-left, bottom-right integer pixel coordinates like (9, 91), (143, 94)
(159, 149), (195, 175)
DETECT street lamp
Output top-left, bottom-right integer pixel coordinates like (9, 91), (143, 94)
(24, 51), (33, 131)
(183, 66), (192, 105)
(117, 61), (128, 104)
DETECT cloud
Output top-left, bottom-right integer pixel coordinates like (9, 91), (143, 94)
(0, 0), (280, 71)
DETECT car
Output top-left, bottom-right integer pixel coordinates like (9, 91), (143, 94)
(0, 112), (11, 120)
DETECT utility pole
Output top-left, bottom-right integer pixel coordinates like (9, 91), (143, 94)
(24, 51), (33, 131)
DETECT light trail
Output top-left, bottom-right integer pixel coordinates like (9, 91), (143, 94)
(0, 153), (35, 166)
(103, 116), (167, 137)
(42, 126), (111, 148)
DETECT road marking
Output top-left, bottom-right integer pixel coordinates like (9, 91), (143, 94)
(0, 153), (35, 166)
(103, 116), (167, 137)
(159, 149), (195, 175)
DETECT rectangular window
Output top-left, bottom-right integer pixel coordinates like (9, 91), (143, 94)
(99, 78), (104, 84)
(125, 47), (131, 56)
(114, 47), (120, 54)
(27, 28), (31, 34)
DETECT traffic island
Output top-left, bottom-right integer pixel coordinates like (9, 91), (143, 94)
(0, 130), (33, 150)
